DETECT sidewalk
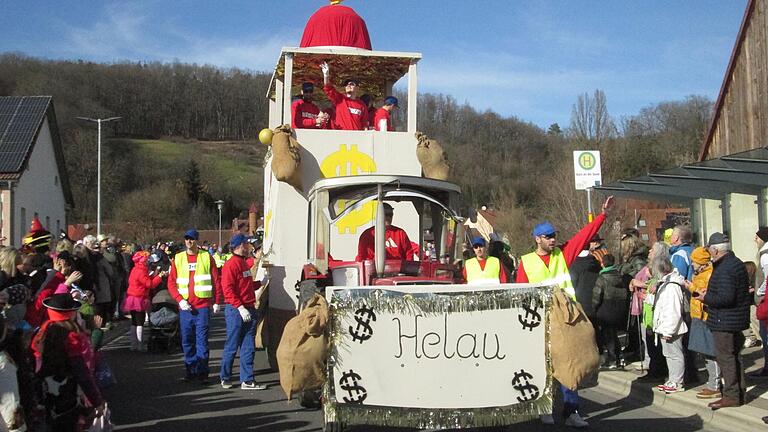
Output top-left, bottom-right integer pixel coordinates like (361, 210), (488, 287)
(596, 345), (767, 430)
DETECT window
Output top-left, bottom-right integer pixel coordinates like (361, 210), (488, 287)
(54, 176), (59, 186)
(641, 233), (649, 241)
(638, 219), (647, 227)
(45, 216), (50, 231)
(57, 219), (60, 236)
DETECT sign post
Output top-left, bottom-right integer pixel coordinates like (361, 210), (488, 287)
(573, 151), (602, 222)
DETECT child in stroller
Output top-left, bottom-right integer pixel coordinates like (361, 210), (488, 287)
(147, 288), (180, 353)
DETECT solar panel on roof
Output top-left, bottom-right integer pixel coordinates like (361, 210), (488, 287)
(0, 96), (51, 173)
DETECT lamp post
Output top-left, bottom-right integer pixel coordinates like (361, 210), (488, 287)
(214, 200), (224, 249)
(77, 116), (121, 237)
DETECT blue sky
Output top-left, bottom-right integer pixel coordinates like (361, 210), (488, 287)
(0, 0), (748, 129)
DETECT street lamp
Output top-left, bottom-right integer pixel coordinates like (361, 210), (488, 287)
(214, 200), (224, 249)
(77, 116), (121, 237)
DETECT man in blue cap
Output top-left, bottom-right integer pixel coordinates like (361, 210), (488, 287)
(516, 196), (614, 428)
(374, 96), (398, 131)
(167, 228), (222, 383)
(291, 82), (329, 129)
(219, 233), (268, 390)
(463, 236), (507, 284)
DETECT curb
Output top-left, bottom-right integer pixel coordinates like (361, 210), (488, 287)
(596, 369), (765, 431)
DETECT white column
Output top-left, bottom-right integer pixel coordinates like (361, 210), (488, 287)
(407, 60), (418, 133)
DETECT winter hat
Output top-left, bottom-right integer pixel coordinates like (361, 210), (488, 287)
(132, 250), (150, 265)
(4, 284), (29, 305)
(757, 226), (768, 243)
(690, 247), (711, 265)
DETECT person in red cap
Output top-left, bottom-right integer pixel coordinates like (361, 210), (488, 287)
(320, 62), (368, 130)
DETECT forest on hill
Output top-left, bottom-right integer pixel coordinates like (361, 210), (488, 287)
(0, 53), (712, 250)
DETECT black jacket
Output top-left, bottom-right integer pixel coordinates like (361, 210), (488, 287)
(592, 267), (630, 327)
(703, 251), (751, 332)
(569, 253), (601, 317)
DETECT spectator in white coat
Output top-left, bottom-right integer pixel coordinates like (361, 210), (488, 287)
(651, 256), (689, 394)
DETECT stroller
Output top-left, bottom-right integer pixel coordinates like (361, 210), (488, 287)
(147, 289), (180, 353)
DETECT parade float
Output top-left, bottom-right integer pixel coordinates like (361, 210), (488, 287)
(259, 2), (561, 430)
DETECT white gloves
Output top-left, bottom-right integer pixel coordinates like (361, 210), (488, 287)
(320, 61), (330, 78)
(212, 303), (221, 314)
(238, 305), (252, 323)
(179, 299), (192, 311)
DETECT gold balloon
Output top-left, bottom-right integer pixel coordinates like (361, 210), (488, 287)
(258, 128), (274, 145)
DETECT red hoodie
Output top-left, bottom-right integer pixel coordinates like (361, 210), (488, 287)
(221, 254), (261, 308)
(126, 261), (162, 299)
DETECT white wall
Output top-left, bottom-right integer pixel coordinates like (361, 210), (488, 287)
(12, 117), (67, 246)
(730, 193), (759, 262)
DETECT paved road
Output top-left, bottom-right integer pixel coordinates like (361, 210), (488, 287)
(101, 315), (727, 432)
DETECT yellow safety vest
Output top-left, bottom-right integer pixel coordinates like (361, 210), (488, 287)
(465, 256), (501, 285)
(520, 247), (575, 298)
(213, 252), (225, 269)
(174, 250), (213, 299)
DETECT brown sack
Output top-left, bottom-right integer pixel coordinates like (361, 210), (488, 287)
(271, 124), (302, 190)
(276, 294), (329, 400)
(550, 288), (600, 390)
(415, 131), (450, 180)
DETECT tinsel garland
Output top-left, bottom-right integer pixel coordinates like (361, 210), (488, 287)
(323, 285), (555, 429)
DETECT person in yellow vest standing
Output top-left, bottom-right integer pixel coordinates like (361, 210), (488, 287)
(167, 228), (222, 383)
(463, 237), (508, 284)
(516, 196), (614, 428)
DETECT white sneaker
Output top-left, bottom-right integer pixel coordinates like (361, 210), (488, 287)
(540, 414), (555, 425)
(565, 412), (589, 428)
(241, 381), (268, 390)
(220, 380), (233, 389)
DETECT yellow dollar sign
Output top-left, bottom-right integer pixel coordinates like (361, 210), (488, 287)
(320, 144), (378, 234)
(320, 144), (377, 178)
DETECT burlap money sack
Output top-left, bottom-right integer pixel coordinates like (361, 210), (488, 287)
(550, 288), (600, 390)
(277, 294), (329, 400)
(415, 131), (450, 180)
(271, 125), (302, 190)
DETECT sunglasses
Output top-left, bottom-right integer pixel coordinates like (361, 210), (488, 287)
(184, 237), (196, 241)
(541, 233), (557, 239)
(473, 244), (485, 249)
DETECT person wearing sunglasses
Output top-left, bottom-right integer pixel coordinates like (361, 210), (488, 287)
(516, 195), (614, 428)
(463, 237), (507, 284)
(320, 61), (369, 130)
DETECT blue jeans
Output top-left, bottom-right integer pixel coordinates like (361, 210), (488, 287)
(219, 305), (258, 383)
(179, 307), (210, 377)
(562, 385), (580, 417)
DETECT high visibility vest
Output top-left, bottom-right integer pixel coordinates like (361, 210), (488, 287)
(521, 247), (575, 298)
(465, 256), (501, 285)
(174, 250), (213, 299)
(213, 252), (225, 269)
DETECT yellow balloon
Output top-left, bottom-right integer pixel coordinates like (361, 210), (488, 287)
(258, 128), (273, 145)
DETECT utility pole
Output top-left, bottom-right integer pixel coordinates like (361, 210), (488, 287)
(76, 116), (121, 237)
(215, 200), (224, 249)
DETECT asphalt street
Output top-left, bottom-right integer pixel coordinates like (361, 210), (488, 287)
(101, 315), (729, 432)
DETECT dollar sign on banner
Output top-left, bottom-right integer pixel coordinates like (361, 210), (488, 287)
(339, 370), (367, 404)
(349, 305), (376, 343)
(518, 302), (542, 331)
(511, 369), (540, 403)
(320, 144), (378, 234)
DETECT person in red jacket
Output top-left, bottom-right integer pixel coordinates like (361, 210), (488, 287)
(356, 203), (416, 261)
(123, 251), (164, 351)
(291, 82), (329, 129)
(167, 228), (222, 383)
(320, 61), (368, 130)
(26, 251), (81, 328)
(374, 96), (398, 131)
(219, 233), (268, 390)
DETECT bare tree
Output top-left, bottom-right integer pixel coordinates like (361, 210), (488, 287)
(569, 89), (616, 145)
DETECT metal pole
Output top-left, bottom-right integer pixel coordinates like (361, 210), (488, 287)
(218, 207), (222, 248)
(97, 119), (102, 237)
(586, 188), (594, 223)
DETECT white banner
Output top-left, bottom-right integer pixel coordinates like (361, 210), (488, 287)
(329, 284), (550, 410)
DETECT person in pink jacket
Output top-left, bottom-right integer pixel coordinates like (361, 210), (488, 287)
(123, 251), (165, 351)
